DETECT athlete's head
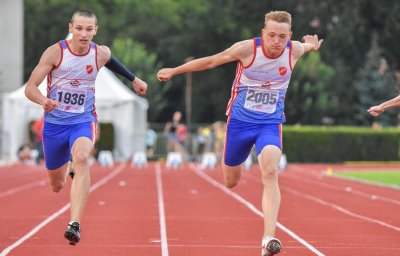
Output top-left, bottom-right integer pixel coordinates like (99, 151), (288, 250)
(69, 9), (98, 49)
(71, 9), (97, 25)
(262, 11), (292, 57)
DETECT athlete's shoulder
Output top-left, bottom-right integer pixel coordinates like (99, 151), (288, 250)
(290, 40), (304, 59)
(229, 39), (255, 59)
(40, 43), (62, 66)
(96, 45), (111, 68)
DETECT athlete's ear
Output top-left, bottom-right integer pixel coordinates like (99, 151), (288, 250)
(289, 31), (293, 39)
(68, 23), (73, 33)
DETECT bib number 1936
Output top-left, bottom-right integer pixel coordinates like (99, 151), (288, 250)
(56, 88), (86, 113)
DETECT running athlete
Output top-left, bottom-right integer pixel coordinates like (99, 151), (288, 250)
(157, 11), (322, 256)
(24, 9), (147, 245)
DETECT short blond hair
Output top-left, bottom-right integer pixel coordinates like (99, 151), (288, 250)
(265, 11), (292, 30)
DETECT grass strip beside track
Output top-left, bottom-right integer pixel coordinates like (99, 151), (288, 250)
(334, 170), (400, 187)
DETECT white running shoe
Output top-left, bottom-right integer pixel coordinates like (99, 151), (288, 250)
(261, 236), (282, 256)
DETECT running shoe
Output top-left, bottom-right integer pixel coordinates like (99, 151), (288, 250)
(64, 221), (80, 245)
(68, 169), (75, 179)
(261, 236), (282, 256)
(68, 161), (75, 179)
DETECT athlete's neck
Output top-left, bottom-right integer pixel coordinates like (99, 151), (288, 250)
(67, 40), (90, 55)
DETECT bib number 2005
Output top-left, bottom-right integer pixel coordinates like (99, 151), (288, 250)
(244, 89), (278, 113)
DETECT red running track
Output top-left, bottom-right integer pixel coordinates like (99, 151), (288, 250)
(0, 162), (399, 255)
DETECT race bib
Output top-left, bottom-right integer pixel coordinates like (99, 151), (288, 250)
(55, 87), (87, 113)
(244, 88), (279, 113)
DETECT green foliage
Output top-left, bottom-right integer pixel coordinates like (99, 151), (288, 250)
(286, 52), (335, 124)
(283, 125), (400, 162)
(110, 38), (168, 121)
(354, 34), (398, 126)
(335, 171), (400, 187)
(24, 0), (400, 125)
(96, 122), (114, 151)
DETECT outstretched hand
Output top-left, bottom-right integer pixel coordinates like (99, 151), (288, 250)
(132, 77), (148, 95)
(157, 68), (175, 82)
(302, 34), (323, 51)
(367, 106), (384, 117)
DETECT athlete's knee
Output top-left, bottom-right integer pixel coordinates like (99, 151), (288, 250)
(73, 150), (91, 164)
(223, 165), (241, 188)
(224, 178), (239, 188)
(51, 180), (65, 193)
(261, 165), (279, 183)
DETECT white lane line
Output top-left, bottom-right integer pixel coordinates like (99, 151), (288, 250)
(0, 180), (47, 198)
(190, 165), (326, 256)
(282, 173), (400, 206)
(0, 163), (126, 256)
(282, 186), (400, 233)
(155, 163), (169, 256)
(290, 165), (400, 190)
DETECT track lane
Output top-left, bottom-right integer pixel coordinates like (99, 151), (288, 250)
(160, 163), (321, 255)
(244, 164), (400, 255)
(1, 163), (162, 256)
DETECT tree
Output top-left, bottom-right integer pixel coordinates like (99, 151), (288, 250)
(110, 38), (168, 121)
(286, 52), (335, 124)
(354, 33), (398, 126)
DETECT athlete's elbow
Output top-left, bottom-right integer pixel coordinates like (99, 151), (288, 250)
(24, 85), (31, 99)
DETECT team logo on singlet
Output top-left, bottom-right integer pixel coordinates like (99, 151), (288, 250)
(262, 81), (272, 87)
(70, 79), (81, 87)
(86, 65), (94, 74)
(279, 67), (287, 76)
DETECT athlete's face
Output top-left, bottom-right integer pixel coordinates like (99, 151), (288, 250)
(69, 15), (98, 50)
(262, 21), (292, 57)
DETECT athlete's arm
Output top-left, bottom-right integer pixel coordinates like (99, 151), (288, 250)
(98, 45), (147, 95)
(291, 34), (323, 63)
(25, 44), (60, 112)
(157, 40), (253, 82)
(367, 95), (400, 117)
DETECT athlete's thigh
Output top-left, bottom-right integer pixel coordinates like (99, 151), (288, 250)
(224, 118), (257, 166)
(69, 122), (96, 159)
(254, 123), (282, 156)
(42, 122), (71, 170)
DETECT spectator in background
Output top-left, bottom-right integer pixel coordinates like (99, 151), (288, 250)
(17, 143), (34, 164)
(163, 111), (183, 152)
(31, 116), (44, 165)
(146, 124), (157, 159)
(176, 123), (188, 152)
(212, 121), (226, 161)
(196, 126), (208, 161)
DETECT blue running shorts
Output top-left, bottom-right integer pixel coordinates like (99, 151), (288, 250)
(224, 118), (282, 166)
(43, 122), (96, 170)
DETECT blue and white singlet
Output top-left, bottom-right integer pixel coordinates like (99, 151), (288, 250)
(226, 37), (293, 124)
(45, 40), (99, 124)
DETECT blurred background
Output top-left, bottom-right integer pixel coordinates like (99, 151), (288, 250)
(1, 0), (400, 164)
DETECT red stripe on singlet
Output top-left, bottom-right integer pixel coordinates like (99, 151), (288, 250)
(225, 62), (243, 116)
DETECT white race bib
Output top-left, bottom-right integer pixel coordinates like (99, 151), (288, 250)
(244, 88), (279, 113)
(55, 87), (87, 113)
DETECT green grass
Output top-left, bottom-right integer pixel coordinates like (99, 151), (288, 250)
(335, 170), (400, 188)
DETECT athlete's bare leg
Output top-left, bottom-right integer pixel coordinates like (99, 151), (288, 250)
(70, 137), (94, 223)
(47, 163), (70, 193)
(222, 158), (244, 188)
(258, 145), (281, 237)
